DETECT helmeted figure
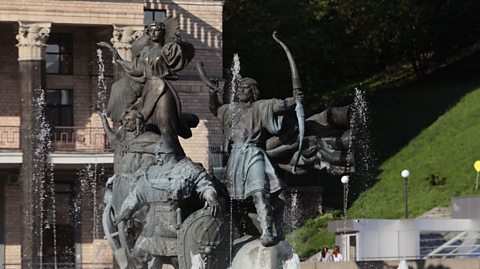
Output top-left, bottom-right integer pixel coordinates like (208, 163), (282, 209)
(115, 143), (219, 268)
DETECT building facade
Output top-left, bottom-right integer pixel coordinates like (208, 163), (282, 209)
(0, 0), (223, 267)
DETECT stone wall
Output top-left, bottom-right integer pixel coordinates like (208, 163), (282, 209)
(0, 0), (144, 25)
(175, 81), (223, 168)
(0, 23), (21, 132)
(3, 180), (21, 268)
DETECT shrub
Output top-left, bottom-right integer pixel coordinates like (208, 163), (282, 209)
(426, 171), (446, 186)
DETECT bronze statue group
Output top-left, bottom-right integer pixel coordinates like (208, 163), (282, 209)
(99, 17), (352, 269)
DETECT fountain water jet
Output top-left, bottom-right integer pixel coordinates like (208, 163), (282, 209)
(284, 189), (301, 233)
(228, 53), (241, 266)
(351, 88), (375, 187)
(88, 50), (110, 264)
(32, 88), (58, 268)
(96, 48), (108, 113)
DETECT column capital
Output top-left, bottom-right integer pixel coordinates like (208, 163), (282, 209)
(16, 22), (52, 61)
(111, 25), (144, 61)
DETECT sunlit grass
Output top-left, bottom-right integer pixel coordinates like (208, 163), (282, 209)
(286, 213), (337, 258)
(349, 85), (480, 218)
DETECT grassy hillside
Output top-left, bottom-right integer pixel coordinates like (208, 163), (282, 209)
(289, 52), (480, 257)
(286, 214), (336, 257)
(349, 64), (480, 218)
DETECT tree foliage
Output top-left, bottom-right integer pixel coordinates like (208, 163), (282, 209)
(223, 0), (480, 107)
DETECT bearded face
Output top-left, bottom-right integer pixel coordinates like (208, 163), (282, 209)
(122, 111), (145, 134)
(238, 82), (254, 102)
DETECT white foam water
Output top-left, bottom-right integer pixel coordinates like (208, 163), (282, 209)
(283, 253), (300, 269)
(397, 259), (409, 269)
(32, 88), (57, 268)
(284, 189), (301, 232)
(348, 87), (376, 220)
(228, 53), (242, 266)
(351, 87), (375, 185)
(190, 253), (206, 269)
(96, 48), (108, 113)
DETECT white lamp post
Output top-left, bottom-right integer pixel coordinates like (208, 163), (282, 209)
(340, 175), (350, 261)
(401, 170), (409, 218)
(341, 175), (350, 216)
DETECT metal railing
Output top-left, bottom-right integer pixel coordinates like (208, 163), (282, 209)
(0, 126), (112, 153)
(52, 126), (111, 152)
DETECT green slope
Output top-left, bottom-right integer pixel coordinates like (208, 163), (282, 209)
(289, 52), (480, 256)
(349, 80), (480, 219)
(286, 214), (336, 257)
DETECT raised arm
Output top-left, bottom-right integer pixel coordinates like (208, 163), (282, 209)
(195, 61), (223, 117)
(97, 111), (118, 146)
(97, 41), (146, 77)
(97, 42), (122, 62)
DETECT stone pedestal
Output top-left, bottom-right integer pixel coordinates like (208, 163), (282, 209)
(16, 21), (50, 269)
(230, 236), (293, 269)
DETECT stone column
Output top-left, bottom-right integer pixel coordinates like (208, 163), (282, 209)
(110, 25), (143, 79)
(16, 21), (51, 269)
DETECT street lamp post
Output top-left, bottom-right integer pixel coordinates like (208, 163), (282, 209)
(401, 170), (410, 219)
(341, 175), (350, 217)
(340, 175), (349, 261)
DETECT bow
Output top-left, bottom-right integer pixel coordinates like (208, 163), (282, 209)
(272, 31), (305, 174)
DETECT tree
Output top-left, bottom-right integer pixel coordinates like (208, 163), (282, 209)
(223, 0), (480, 105)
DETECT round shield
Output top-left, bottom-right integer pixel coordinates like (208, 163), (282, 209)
(177, 209), (230, 269)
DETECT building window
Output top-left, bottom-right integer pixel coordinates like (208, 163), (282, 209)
(46, 33), (73, 74)
(144, 9), (166, 25)
(46, 89), (73, 128)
